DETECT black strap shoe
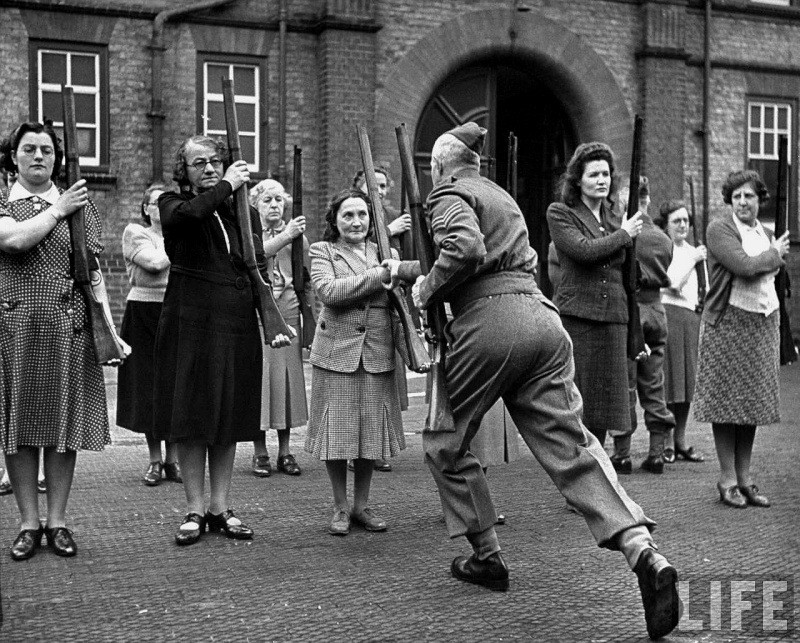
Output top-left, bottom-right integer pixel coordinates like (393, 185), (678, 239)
(634, 548), (681, 640)
(205, 509), (254, 540)
(45, 525), (77, 557)
(10, 525), (44, 561)
(451, 552), (509, 591)
(276, 454), (302, 476)
(175, 512), (206, 546)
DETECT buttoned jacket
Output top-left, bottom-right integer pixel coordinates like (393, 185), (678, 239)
(546, 200), (632, 323)
(309, 239), (399, 374)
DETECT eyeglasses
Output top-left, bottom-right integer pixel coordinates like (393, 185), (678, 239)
(185, 158), (223, 172)
(19, 145), (55, 157)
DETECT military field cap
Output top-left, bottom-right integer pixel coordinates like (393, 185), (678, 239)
(447, 122), (487, 155)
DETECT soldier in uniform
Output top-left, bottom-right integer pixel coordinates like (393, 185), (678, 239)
(388, 123), (681, 640)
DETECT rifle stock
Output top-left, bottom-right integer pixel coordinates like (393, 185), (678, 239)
(688, 177), (707, 311)
(355, 125), (431, 374)
(291, 146), (316, 349)
(624, 115), (648, 361)
(396, 123), (455, 433)
(61, 86), (126, 365)
(222, 79), (292, 342)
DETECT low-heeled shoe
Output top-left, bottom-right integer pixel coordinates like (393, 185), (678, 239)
(634, 548), (681, 640)
(374, 458), (392, 472)
(252, 454), (272, 478)
(37, 478), (46, 494)
(163, 462), (182, 483)
(451, 552), (509, 591)
(717, 483), (747, 508)
(10, 525), (44, 561)
(205, 509), (253, 540)
(329, 509), (350, 536)
(45, 525), (77, 557)
(143, 461), (163, 486)
(739, 484), (770, 507)
(351, 507), (387, 532)
(641, 455), (664, 474)
(276, 454), (302, 476)
(611, 456), (632, 475)
(662, 448), (676, 464)
(175, 512), (206, 546)
(0, 478), (13, 495)
(675, 446), (705, 462)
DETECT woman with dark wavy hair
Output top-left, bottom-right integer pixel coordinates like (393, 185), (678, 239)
(546, 143), (642, 468)
(154, 135), (291, 546)
(693, 169), (789, 508)
(0, 121), (127, 560)
(304, 188), (405, 536)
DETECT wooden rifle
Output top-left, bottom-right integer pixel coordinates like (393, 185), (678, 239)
(623, 115), (648, 361)
(291, 146), (317, 348)
(355, 125), (431, 374)
(61, 86), (126, 364)
(507, 131), (518, 200)
(775, 135), (796, 364)
(222, 79), (292, 340)
(395, 123), (455, 432)
(688, 177), (707, 312)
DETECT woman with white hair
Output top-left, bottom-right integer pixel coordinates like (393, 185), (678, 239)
(248, 178), (312, 478)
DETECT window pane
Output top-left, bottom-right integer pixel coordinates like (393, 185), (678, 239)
(206, 64), (229, 93)
(240, 135), (255, 165)
(74, 94), (96, 123)
(42, 91), (63, 123)
(778, 107), (788, 130)
(750, 132), (760, 156)
(41, 52), (67, 85)
(71, 55), (96, 87)
(764, 133), (774, 155)
(764, 106), (774, 129)
(206, 101), (225, 133)
(237, 103), (256, 131)
(233, 66), (256, 96)
(77, 128), (95, 157)
(750, 105), (760, 128)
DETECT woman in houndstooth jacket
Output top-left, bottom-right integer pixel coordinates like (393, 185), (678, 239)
(305, 189), (405, 536)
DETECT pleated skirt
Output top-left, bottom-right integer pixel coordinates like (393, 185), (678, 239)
(560, 316), (629, 434)
(153, 272), (263, 445)
(694, 305), (780, 425)
(304, 364), (405, 461)
(261, 291), (308, 431)
(663, 304), (700, 405)
(116, 300), (162, 435)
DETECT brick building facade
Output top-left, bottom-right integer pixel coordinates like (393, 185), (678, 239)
(1, 0), (799, 332)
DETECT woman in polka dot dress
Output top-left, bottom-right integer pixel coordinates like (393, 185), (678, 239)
(0, 121), (127, 561)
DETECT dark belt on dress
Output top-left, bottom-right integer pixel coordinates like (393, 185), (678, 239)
(170, 265), (249, 290)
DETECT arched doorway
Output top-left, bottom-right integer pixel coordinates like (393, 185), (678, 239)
(414, 63), (577, 295)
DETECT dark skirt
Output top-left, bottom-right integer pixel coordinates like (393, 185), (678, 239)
(153, 272), (263, 445)
(663, 304), (700, 405)
(694, 306), (780, 425)
(116, 300), (162, 435)
(561, 316), (629, 434)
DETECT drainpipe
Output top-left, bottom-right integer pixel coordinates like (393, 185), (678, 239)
(277, 0), (288, 185)
(702, 0), (712, 227)
(149, 0), (237, 183)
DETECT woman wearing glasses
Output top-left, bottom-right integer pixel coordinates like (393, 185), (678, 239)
(116, 183), (182, 486)
(0, 121), (127, 560)
(154, 135), (291, 546)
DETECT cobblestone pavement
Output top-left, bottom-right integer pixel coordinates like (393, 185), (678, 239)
(1, 364), (798, 642)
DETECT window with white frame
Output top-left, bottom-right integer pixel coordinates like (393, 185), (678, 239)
(747, 100), (794, 225)
(749, 102), (791, 161)
(36, 47), (103, 166)
(202, 61), (261, 173)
